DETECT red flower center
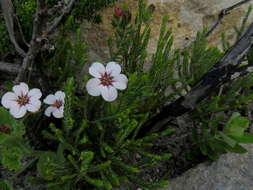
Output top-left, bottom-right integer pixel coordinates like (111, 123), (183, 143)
(100, 72), (114, 86)
(52, 100), (63, 109)
(16, 94), (29, 106)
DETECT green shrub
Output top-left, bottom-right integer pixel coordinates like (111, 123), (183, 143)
(1, 1), (253, 190)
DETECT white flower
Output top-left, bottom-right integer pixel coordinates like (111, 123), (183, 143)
(86, 62), (128, 102)
(44, 91), (65, 118)
(1, 82), (42, 119)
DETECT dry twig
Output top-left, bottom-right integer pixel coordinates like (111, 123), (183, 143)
(181, 0), (253, 50)
(0, 0), (28, 57)
(13, 0), (77, 83)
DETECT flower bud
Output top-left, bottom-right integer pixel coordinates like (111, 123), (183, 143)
(114, 8), (123, 16)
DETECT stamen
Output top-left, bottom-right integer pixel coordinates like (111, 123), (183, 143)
(100, 72), (114, 86)
(52, 100), (63, 108)
(16, 94), (29, 106)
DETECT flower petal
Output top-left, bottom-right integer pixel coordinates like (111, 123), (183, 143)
(89, 62), (105, 78)
(43, 94), (56, 105)
(86, 78), (101, 96)
(52, 108), (64, 118)
(1, 92), (18, 109)
(112, 74), (128, 90)
(100, 86), (118, 102)
(10, 105), (27, 119)
(26, 100), (41, 112)
(13, 83), (29, 96)
(106, 62), (121, 76)
(44, 106), (56, 117)
(28, 88), (42, 100)
(55, 91), (65, 102)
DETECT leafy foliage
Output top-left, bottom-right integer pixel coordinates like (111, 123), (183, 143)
(185, 6), (253, 160)
(74, 0), (118, 23)
(0, 107), (31, 170)
(14, 0), (36, 39)
(192, 112), (252, 160)
(41, 17), (88, 88)
(0, 179), (13, 190)
(0, 1), (174, 189)
(1, 1), (253, 190)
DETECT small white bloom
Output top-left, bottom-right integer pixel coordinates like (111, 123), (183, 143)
(44, 91), (65, 118)
(86, 62), (128, 102)
(1, 82), (42, 119)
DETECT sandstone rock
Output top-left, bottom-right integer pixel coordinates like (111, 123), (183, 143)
(81, 0), (253, 59)
(161, 144), (253, 190)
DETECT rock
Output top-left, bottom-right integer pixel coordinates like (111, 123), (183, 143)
(161, 144), (253, 190)
(80, 0), (253, 59)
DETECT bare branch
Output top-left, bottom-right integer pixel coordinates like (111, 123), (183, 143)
(0, 0), (28, 57)
(15, 0), (47, 83)
(0, 61), (20, 74)
(14, 0), (77, 83)
(137, 20), (253, 138)
(181, 0), (253, 50)
(46, 0), (76, 35)
(206, 0), (252, 37)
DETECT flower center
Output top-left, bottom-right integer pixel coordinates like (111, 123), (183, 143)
(16, 94), (29, 106)
(100, 72), (114, 86)
(52, 100), (63, 109)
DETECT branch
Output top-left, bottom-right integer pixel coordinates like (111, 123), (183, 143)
(181, 0), (253, 49)
(0, 0), (28, 57)
(137, 20), (253, 138)
(14, 0), (47, 83)
(46, 0), (76, 35)
(14, 0), (77, 83)
(0, 61), (20, 74)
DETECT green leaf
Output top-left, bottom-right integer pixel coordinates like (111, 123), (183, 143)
(105, 167), (120, 186)
(225, 144), (248, 154)
(80, 151), (94, 173)
(231, 132), (253, 144)
(0, 179), (13, 190)
(224, 112), (249, 138)
(88, 161), (111, 173)
(219, 132), (237, 148)
(200, 143), (208, 155)
(1, 146), (23, 170)
(0, 107), (25, 140)
(84, 176), (104, 188)
(37, 152), (60, 180)
(208, 139), (227, 154)
(112, 158), (139, 173)
(0, 136), (31, 170)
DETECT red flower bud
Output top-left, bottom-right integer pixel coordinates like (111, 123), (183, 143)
(114, 8), (123, 16)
